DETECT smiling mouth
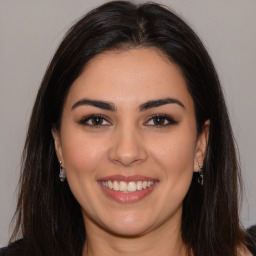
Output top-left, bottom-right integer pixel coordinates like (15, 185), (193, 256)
(100, 180), (155, 193)
(98, 175), (158, 203)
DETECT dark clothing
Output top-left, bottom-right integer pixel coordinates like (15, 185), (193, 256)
(0, 247), (15, 255)
(1, 226), (256, 255)
(247, 225), (256, 256)
(0, 249), (6, 256)
(0, 240), (23, 256)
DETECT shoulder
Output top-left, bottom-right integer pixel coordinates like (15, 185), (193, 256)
(0, 240), (24, 256)
(0, 247), (12, 256)
(246, 225), (256, 256)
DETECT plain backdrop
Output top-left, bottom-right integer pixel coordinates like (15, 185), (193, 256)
(0, 0), (255, 247)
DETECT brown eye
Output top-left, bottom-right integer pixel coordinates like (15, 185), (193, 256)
(79, 114), (111, 127)
(146, 114), (178, 127)
(91, 116), (104, 125)
(152, 116), (167, 126)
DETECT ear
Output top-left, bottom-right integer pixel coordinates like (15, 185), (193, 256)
(52, 127), (64, 165)
(193, 120), (210, 172)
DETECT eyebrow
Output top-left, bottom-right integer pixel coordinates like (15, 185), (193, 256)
(71, 97), (185, 111)
(72, 99), (117, 111)
(139, 98), (185, 111)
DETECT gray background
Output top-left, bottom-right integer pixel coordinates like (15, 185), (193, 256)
(0, 0), (255, 247)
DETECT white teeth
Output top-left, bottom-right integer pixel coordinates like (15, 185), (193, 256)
(101, 180), (155, 193)
(108, 180), (113, 189)
(142, 181), (147, 189)
(147, 181), (153, 187)
(119, 181), (127, 192)
(136, 181), (143, 191)
(113, 181), (119, 191)
(127, 182), (136, 192)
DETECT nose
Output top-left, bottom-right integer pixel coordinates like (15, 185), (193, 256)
(108, 125), (148, 167)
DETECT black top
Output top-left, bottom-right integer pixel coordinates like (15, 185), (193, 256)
(0, 239), (23, 256)
(247, 225), (256, 256)
(1, 226), (256, 255)
(0, 246), (16, 256)
(0, 249), (8, 256)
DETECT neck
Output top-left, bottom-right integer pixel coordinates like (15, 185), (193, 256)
(82, 214), (188, 256)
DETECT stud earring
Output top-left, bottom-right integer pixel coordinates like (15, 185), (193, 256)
(198, 163), (204, 185)
(59, 161), (66, 182)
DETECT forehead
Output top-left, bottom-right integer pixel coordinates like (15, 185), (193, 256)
(65, 48), (194, 111)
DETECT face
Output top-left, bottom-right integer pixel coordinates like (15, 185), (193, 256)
(53, 48), (208, 237)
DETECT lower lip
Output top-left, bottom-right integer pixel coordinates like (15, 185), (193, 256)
(99, 182), (157, 203)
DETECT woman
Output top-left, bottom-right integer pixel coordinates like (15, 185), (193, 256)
(0, 1), (255, 255)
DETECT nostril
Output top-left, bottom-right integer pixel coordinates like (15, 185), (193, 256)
(112, 157), (144, 167)
(108, 129), (148, 166)
(108, 145), (148, 166)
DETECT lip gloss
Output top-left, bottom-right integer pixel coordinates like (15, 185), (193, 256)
(98, 175), (158, 203)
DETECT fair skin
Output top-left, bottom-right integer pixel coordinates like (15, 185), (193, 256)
(52, 48), (210, 256)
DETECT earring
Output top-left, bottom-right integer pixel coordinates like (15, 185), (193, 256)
(198, 163), (204, 185)
(59, 161), (66, 182)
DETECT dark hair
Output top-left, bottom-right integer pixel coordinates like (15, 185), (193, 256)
(10, 1), (246, 255)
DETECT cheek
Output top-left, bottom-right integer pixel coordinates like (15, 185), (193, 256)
(149, 128), (197, 180)
(61, 129), (107, 177)
(59, 129), (109, 208)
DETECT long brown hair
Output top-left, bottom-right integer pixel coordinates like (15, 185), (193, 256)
(10, 1), (246, 255)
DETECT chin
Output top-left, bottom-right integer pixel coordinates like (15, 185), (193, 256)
(101, 213), (155, 237)
(106, 223), (151, 237)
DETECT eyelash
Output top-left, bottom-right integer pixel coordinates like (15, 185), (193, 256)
(78, 114), (178, 128)
(78, 114), (111, 128)
(146, 114), (178, 127)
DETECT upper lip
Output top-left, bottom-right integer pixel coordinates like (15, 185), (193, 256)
(98, 175), (158, 182)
